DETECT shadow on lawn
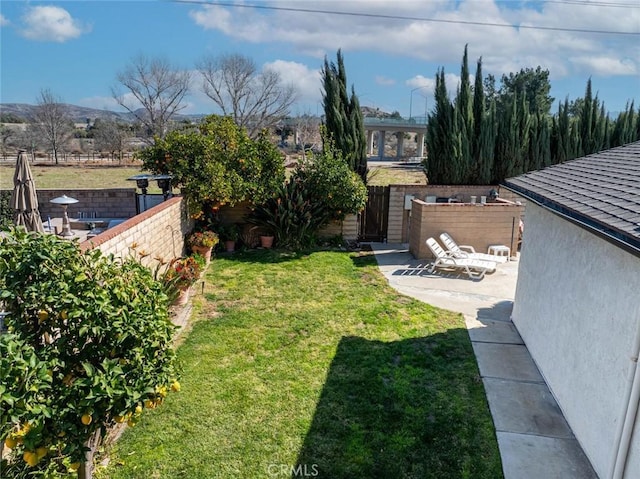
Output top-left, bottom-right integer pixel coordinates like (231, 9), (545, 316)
(294, 334), (503, 479)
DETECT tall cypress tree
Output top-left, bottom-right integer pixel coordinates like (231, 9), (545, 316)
(454, 45), (473, 183)
(321, 50), (367, 182)
(424, 69), (455, 184)
(471, 57), (494, 184)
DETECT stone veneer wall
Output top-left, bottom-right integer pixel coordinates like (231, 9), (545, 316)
(79, 197), (194, 268)
(408, 199), (524, 259)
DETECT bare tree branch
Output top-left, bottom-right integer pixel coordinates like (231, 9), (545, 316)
(197, 53), (298, 138)
(112, 55), (191, 141)
(32, 89), (73, 164)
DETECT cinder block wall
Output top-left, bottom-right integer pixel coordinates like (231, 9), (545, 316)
(388, 185), (504, 243)
(318, 215), (358, 240)
(409, 199), (524, 259)
(34, 189), (137, 219)
(80, 197), (194, 268)
(218, 202), (359, 241)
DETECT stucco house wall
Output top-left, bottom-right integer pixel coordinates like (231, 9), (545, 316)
(512, 203), (640, 478)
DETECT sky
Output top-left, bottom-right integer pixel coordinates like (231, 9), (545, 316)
(1, 0), (639, 119)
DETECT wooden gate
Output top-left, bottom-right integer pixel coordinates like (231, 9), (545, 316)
(359, 186), (390, 242)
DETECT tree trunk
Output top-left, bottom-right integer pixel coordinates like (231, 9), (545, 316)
(78, 429), (101, 479)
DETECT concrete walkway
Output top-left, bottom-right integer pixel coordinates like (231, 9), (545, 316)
(369, 243), (597, 479)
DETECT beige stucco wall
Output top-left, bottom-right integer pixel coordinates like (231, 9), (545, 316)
(387, 185), (509, 243)
(408, 199), (523, 259)
(512, 203), (640, 478)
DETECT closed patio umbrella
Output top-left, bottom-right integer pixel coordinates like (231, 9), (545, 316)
(10, 150), (44, 233)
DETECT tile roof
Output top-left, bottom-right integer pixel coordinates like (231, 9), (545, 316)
(502, 141), (640, 255)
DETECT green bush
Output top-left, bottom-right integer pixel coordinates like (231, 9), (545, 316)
(296, 146), (368, 221)
(138, 115), (285, 218)
(246, 144), (367, 250)
(0, 229), (179, 477)
(0, 191), (12, 230)
(247, 179), (330, 250)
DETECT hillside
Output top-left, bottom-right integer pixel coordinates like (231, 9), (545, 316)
(0, 103), (130, 123)
(0, 103), (206, 124)
(2, 103), (396, 125)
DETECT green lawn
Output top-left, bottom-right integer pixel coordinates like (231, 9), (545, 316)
(99, 249), (502, 479)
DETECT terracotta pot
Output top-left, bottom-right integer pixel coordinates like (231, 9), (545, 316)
(225, 240), (236, 253)
(191, 244), (212, 263)
(174, 287), (190, 306)
(260, 235), (274, 249)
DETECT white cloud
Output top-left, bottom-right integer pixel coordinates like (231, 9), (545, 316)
(375, 76), (396, 86)
(406, 73), (463, 96)
(570, 56), (637, 76)
(0, 14), (9, 27)
(20, 6), (89, 42)
(264, 60), (323, 104)
(188, 0), (639, 80)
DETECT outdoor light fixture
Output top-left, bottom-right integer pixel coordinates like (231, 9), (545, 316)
(128, 174), (154, 194)
(154, 175), (173, 200)
(50, 195), (79, 237)
(127, 174), (173, 212)
(489, 189), (499, 200)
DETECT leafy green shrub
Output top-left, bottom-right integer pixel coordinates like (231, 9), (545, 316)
(138, 115), (285, 218)
(0, 229), (179, 477)
(0, 190), (12, 230)
(296, 138), (368, 221)
(247, 179), (330, 250)
(246, 143), (367, 251)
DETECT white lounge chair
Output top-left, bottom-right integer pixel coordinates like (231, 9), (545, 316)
(439, 232), (508, 264)
(426, 237), (497, 280)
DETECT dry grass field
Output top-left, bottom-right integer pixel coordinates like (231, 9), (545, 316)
(0, 163), (149, 190)
(0, 156), (426, 190)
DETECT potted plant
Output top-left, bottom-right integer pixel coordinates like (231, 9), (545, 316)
(218, 223), (240, 253)
(164, 255), (204, 305)
(187, 230), (219, 263)
(246, 207), (277, 249)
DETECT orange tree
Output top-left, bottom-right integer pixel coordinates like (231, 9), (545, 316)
(0, 229), (179, 478)
(138, 114), (285, 219)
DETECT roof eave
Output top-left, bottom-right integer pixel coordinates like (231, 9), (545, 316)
(502, 181), (640, 259)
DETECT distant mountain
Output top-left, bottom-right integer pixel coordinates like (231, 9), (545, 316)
(0, 103), (205, 124)
(0, 103), (130, 123)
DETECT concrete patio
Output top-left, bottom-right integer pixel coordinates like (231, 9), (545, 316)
(369, 243), (598, 479)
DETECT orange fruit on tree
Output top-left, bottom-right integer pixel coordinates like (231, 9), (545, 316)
(114, 415), (126, 423)
(36, 446), (48, 459)
(23, 451), (39, 467)
(5, 436), (17, 449)
(38, 310), (49, 323)
(81, 414), (92, 425)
